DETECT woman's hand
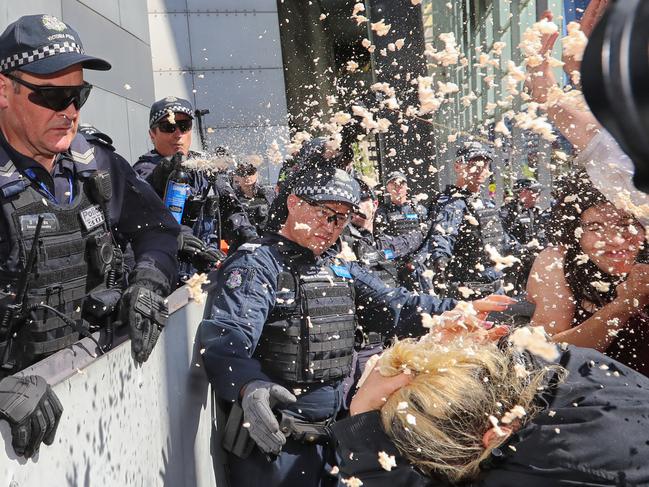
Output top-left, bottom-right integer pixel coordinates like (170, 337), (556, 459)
(562, 0), (610, 78)
(472, 294), (517, 319)
(349, 365), (412, 416)
(524, 11), (560, 104)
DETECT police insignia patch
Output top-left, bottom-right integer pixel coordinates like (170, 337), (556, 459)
(225, 269), (244, 289)
(42, 15), (67, 32)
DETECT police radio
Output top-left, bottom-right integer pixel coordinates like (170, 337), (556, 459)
(163, 152), (191, 224)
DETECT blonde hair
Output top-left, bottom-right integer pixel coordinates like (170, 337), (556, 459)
(378, 334), (564, 483)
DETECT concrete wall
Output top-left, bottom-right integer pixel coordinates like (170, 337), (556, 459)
(0, 287), (216, 487)
(147, 0), (290, 184)
(0, 1), (155, 164)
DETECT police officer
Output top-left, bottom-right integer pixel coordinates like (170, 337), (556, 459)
(231, 162), (276, 234)
(340, 178), (425, 408)
(427, 141), (517, 300)
(198, 164), (510, 487)
(0, 15), (180, 457)
(134, 96), (257, 276)
(375, 171), (431, 293)
(500, 178), (548, 294)
(500, 178), (547, 246)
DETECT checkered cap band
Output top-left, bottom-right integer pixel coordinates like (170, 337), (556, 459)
(293, 185), (360, 206)
(0, 41), (83, 72)
(150, 105), (194, 126)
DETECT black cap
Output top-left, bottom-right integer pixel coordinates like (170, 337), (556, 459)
(234, 163), (258, 177)
(513, 178), (541, 192)
(356, 178), (377, 201)
(149, 96), (194, 127)
(456, 141), (494, 163)
(292, 166), (361, 209)
(0, 15), (111, 74)
(385, 171), (408, 184)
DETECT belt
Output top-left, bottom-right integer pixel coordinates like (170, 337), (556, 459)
(355, 330), (384, 350)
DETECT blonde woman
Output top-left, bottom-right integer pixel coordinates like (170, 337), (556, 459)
(332, 321), (649, 486)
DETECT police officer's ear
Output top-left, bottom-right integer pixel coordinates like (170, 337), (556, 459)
(148, 128), (156, 144)
(0, 74), (9, 110)
(373, 199), (379, 210)
(286, 194), (301, 212)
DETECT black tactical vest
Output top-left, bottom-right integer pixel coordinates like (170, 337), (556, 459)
(440, 191), (505, 286)
(0, 136), (113, 371)
(342, 228), (399, 288)
(239, 189), (271, 232)
(381, 203), (423, 236)
(473, 202), (507, 253)
(254, 260), (356, 385)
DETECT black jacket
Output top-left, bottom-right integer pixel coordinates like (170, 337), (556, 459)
(333, 346), (649, 486)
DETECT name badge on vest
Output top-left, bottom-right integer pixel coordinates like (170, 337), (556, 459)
(383, 249), (396, 260)
(20, 213), (59, 234)
(80, 205), (105, 231)
(405, 213), (418, 220)
(330, 265), (352, 279)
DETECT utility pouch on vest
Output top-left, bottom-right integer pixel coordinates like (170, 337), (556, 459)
(222, 402), (255, 459)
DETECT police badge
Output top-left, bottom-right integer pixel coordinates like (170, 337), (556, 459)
(225, 269), (244, 289)
(42, 15), (67, 32)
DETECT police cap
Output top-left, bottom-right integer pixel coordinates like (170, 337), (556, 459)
(149, 96), (194, 127)
(356, 178), (377, 201)
(456, 141), (494, 163)
(234, 163), (258, 177)
(0, 14), (111, 74)
(513, 178), (541, 192)
(385, 171), (408, 185)
(292, 166), (361, 210)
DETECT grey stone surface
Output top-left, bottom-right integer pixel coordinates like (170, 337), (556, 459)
(0, 287), (217, 487)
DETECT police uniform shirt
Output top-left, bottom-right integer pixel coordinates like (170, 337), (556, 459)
(375, 200), (428, 237)
(0, 131), (180, 283)
(198, 233), (456, 422)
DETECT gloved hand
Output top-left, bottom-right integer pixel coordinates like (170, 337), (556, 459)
(241, 380), (297, 455)
(177, 234), (225, 272)
(229, 226), (259, 253)
(0, 375), (63, 458)
(121, 267), (170, 363)
(150, 157), (177, 196)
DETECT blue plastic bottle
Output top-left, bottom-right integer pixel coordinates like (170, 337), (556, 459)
(163, 152), (191, 224)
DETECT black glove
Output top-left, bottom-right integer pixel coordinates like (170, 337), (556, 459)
(121, 267), (170, 363)
(241, 380), (297, 455)
(177, 234), (225, 272)
(229, 226), (259, 253)
(149, 157), (176, 196)
(0, 375), (63, 458)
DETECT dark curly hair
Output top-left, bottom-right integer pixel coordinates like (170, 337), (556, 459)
(547, 170), (645, 308)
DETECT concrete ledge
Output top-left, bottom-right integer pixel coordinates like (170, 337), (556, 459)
(0, 286), (216, 487)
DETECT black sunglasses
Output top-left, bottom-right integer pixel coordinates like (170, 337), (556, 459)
(300, 197), (351, 227)
(4, 72), (93, 111)
(154, 119), (193, 133)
